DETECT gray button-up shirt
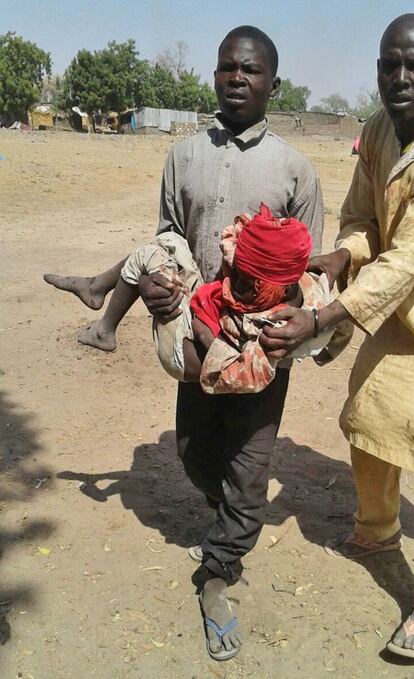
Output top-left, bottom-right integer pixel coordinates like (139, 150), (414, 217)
(158, 115), (323, 282)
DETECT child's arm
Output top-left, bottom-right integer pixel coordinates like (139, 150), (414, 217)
(182, 318), (215, 381)
(192, 317), (215, 350)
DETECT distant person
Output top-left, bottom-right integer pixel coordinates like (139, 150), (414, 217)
(45, 26), (324, 661)
(351, 136), (360, 155)
(258, 14), (414, 658)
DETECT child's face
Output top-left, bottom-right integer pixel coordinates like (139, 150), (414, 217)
(230, 267), (257, 304)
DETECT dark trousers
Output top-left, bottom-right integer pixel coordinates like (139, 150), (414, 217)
(176, 368), (289, 583)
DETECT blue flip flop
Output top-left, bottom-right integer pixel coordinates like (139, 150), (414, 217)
(203, 614), (240, 661)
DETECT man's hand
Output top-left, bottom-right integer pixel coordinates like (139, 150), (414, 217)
(307, 248), (351, 289)
(259, 308), (315, 359)
(259, 299), (351, 359)
(139, 273), (183, 319)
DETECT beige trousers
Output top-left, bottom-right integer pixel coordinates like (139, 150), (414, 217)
(351, 444), (401, 542)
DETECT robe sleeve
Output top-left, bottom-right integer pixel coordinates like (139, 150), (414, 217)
(338, 171), (414, 334)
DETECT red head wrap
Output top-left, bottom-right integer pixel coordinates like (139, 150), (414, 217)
(233, 203), (312, 286)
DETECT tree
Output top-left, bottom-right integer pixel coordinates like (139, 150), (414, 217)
(61, 38), (216, 115)
(132, 60), (157, 108)
(267, 79), (311, 112)
(155, 41), (216, 111)
(156, 41), (188, 79)
(197, 81), (217, 113)
(41, 74), (65, 110)
(311, 93), (350, 114)
(175, 70), (216, 112)
(352, 88), (381, 119)
(0, 32), (51, 122)
(156, 40), (217, 113)
(147, 64), (178, 109)
(62, 39), (141, 114)
(134, 62), (215, 112)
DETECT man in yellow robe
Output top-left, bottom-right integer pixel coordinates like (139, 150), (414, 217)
(259, 13), (414, 657)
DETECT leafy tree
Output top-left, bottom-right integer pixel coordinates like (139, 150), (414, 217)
(267, 79), (311, 112)
(155, 42), (216, 111)
(135, 61), (215, 112)
(62, 39), (140, 114)
(175, 70), (216, 112)
(132, 60), (157, 108)
(0, 32), (51, 122)
(175, 70), (200, 110)
(62, 38), (216, 115)
(352, 88), (381, 119)
(197, 81), (217, 113)
(311, 93), (350, 114)
(148, 64), (178, 108)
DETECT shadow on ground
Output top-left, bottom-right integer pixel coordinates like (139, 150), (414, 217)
(267, 437), (414, 627)
(0, 390), (53, 650)
(59, 430), (414, 660)
(59, 431), (212, 548)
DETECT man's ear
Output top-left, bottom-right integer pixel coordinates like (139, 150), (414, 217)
(376, 58), (380, 76)
(271, 76), (281, 98)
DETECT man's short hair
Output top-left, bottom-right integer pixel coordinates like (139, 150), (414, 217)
(219, 26), (278, 76)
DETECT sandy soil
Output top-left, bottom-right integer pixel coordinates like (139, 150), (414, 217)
(1, 128), (414, 679)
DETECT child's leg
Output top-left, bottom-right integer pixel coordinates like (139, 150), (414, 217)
(78, 277), (140, 351)
(44, 257), (128, 310)
(72, 233), (203, 355)
(76, 237), (186, 352)
(150, 232), (206, 377)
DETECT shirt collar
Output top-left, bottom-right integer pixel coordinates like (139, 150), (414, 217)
(401, 140), (414, 156)
(214, 113), (268, 145)
(387, 141), (414, 185)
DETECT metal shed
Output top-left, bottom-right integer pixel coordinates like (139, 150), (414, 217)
(136, 107), (198, 133)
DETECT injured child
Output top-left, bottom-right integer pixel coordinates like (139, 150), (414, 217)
(45, 204), (336, 394)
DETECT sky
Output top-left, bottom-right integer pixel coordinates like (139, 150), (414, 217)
(3, 0), (414, 106)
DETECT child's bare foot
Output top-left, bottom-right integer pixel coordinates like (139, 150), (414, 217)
(43, 274), (105, 310)
(77, 320), (116, 352)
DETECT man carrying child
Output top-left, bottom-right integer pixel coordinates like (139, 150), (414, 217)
(45, 26), (324, 660)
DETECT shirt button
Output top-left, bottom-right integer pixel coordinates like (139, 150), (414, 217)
(219, 197), (224, 203)
(225, 162), (230, 168)
(214, 231), (219, 237)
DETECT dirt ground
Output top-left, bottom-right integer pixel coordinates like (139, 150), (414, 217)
(1, 128), (414, 679)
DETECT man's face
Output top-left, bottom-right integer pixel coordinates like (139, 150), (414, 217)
(378, 23), (414, 137)
(214, 36), (279, 133)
